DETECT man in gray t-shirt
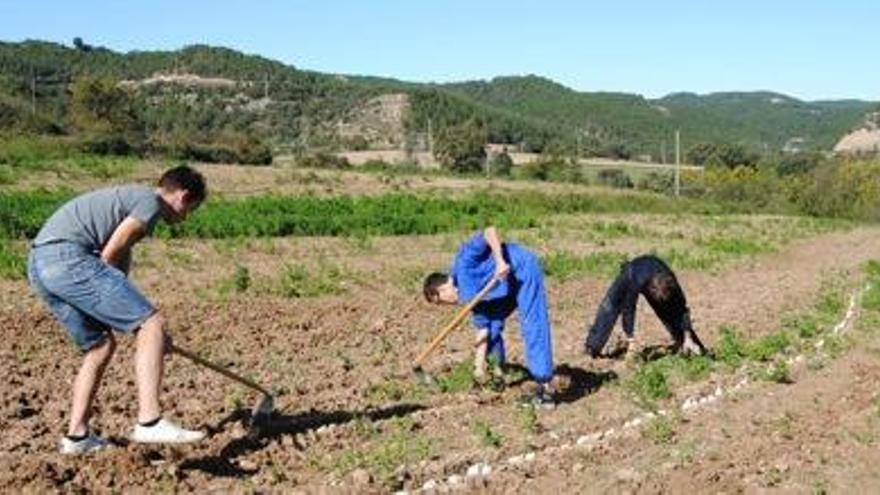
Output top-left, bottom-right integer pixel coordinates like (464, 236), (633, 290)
(33, 185), (164, 274)
(27, 165), (208, 454)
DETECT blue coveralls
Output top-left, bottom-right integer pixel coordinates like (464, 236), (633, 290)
(584, 254), (703, 355)
(450, 232), (554, 383)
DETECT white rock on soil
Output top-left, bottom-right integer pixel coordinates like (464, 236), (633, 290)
(350, 468), (372, 485)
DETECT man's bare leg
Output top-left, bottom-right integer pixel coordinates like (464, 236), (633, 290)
(135, 313), (166, 423)
(473, 329), (489, 381)
(68, 336), (116, 436)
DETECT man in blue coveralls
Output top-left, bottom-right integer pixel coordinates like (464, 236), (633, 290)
(423, 226), (555, 407)
(584, 254), (706, 358)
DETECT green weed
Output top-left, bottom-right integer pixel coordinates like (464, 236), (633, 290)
(715, 326), (747, 368)
(279, 262), (346, 298)
(218, 264), (251, 295)
(474, 421), (503, 448)
(517, 405), (541, 434)
(763, 360), (793, 384)
(436, 361), (475, 393)
(366, 381), (425, 403)
(627, 363), (672, 409)
(336, 417), (431, 484)
(642, 415), (676, 445)
(747, 332), (792, 362)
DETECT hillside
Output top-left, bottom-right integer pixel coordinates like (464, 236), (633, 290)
(0, 40), (876, 160)
(445, 76), (875, 155)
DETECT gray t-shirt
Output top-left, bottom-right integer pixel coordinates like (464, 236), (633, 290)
(34, 185), (163, 252)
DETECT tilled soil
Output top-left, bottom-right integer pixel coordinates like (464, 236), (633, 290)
(1, 226), (879, 492)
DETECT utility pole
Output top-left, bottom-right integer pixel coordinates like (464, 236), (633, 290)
(674, 130), (681, 197)
(263, 73), (269, 99)
(30, 65), (36, 115)
(427, 118), (433, 154)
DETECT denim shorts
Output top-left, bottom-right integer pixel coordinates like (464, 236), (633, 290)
(27, 242), (156, 352)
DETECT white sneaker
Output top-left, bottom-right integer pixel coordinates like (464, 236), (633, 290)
(59, 433), (112, 455)
(131, 418), (205, 444)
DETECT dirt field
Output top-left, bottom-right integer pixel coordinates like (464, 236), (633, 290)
(3, 168), (880, 493)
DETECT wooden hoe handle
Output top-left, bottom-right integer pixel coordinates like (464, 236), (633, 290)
(170, 344), (273, 397)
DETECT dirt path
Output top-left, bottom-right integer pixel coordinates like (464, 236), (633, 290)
(1, 226), (879, 492)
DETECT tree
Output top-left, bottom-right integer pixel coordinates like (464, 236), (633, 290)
(433, 118), (487, 173)
(487, 151), (514, 177)
(686, 142), (758, 168)
(70, 75), (140, 135)
(72, 37), (92, 52)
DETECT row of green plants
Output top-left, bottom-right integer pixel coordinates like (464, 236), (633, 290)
(625, 272), (857, 410)
(0, 188), (737, 241)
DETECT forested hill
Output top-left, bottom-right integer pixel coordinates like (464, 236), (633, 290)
(442, 75), (876, 154)
(0, 40), (875, 160)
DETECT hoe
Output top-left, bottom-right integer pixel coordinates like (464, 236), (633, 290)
(412, 276), (500, 385)
(171, 344), (274, 433)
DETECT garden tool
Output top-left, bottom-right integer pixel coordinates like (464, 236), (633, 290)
(412, 276), (501, 385)
(170, 344), (274, 433)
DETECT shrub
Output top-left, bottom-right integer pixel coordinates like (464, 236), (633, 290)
(515, 158), (586, 184)
(597, 168), (634, 189)
(638, 171), (675, 193)
(487, 152), (514, 177)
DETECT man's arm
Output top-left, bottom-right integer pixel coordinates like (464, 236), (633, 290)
(483, 226), (510, 279)
(101, 216), (147, 271)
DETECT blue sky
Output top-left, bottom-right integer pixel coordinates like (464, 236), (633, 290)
(2, 1), (878, 101)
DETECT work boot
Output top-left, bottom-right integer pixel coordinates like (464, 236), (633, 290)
(131, 418), (205, 444)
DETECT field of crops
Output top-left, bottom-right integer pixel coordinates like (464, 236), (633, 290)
(3, 162), (880, 492)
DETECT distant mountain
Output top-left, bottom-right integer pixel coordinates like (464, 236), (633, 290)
(0, 40), (875, 159)
(445, 76), (875, 155)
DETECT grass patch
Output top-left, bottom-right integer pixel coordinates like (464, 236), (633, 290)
(627, 363), (672, 409)
(474, 421), (504, 448)
(700, 236), (772, 257)
(365, 380), (425, 403)
(542, 250), (627, 280)
(863, 261), (880, 312)
(278, 261), (346, 298)
(626, 353), (714, 409)
(436, 361), (475, 393)
(517, 405), (541, 434)
(335, 418), (432, 484)
(0, 239), (26, 280)
(642, 415), (677, 445)
(763, 360), (793, 384)
(747, 332), (792, 362)
(715, 325), (748, 368)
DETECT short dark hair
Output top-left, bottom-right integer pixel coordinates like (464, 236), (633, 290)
(423, 272), (450, 302)
(159, 165), (207, 204)
(647, 272), (675, 302)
